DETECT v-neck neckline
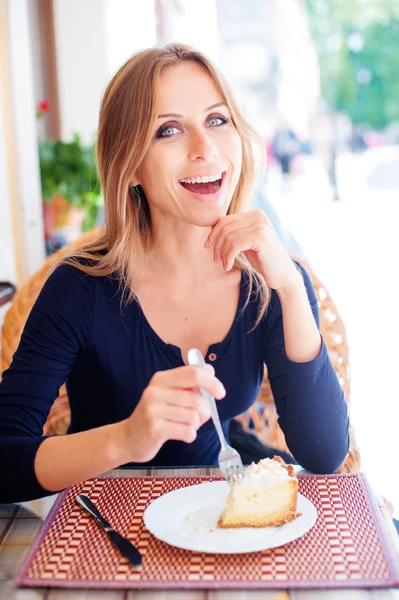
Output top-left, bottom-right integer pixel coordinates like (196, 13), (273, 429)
(135, 270), (247, 366)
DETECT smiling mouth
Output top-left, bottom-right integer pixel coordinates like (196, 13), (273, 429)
(179, 172), (225, 195)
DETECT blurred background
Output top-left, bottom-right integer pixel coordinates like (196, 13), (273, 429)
(1, 0), (398, 514)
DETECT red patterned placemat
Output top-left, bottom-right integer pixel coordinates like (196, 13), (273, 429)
(15, 473), (399, 590)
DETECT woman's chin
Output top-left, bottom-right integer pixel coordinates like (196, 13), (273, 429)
(177, 199), (231, 227)
(192, 212), (226, 228)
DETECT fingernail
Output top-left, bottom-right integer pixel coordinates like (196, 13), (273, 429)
(204, 239), (209, 248)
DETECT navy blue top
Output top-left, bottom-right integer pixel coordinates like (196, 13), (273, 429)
(0, 262), (349, 502)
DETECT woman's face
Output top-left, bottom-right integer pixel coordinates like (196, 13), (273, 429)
(136, 61), (242, 227)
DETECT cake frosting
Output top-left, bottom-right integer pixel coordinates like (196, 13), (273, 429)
(235, 457), (295, 483)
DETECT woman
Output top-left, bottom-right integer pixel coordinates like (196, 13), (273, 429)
(0, 44), (349, 503)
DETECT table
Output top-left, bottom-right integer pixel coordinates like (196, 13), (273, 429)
(1, 467), (399, 599)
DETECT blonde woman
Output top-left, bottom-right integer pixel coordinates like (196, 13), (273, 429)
(0, 44), (349, 503)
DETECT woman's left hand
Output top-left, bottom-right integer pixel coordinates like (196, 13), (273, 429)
(205, 209), (301, 292)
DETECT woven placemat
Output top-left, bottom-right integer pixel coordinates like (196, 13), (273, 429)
(15, 473), (399, 590)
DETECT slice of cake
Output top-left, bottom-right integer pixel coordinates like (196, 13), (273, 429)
(218, 456), (298, 528)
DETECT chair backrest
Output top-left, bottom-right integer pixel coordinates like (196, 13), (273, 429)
(1, 237), (360, 471)
(1, 229), (99, 377)
(0, 230), (99, 435)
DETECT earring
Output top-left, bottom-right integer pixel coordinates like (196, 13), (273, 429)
(130, 185), (142, 210)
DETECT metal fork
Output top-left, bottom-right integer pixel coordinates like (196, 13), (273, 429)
(187, 348), (244, 481)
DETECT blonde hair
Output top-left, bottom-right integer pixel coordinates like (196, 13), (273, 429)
(65, 43), (270, 325)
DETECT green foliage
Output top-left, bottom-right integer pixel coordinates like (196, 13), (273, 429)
(306, 0), (399, 129)
(38, 134), (103, 231)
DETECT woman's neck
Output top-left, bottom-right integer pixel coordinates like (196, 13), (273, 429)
(143, 217), (223, 288)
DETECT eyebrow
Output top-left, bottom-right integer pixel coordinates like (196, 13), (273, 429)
(157, 102), (226, 119)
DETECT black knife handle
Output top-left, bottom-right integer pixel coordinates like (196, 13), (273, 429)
(76, 494), (113, 532)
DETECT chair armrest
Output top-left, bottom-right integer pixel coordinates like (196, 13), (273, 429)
(0, 282), (16, 307)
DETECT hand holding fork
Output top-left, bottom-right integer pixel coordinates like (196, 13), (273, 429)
(187, 348), (244, 481)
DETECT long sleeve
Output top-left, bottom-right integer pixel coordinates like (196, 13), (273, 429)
(262, 263), (350, 473)
(0, 264), (94, 503)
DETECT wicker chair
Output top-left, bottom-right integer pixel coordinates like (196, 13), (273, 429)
(236, 256), (360, 473)
(0, 231), (360, 472)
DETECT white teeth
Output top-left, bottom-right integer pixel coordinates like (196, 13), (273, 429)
(179, 172), (223, 184)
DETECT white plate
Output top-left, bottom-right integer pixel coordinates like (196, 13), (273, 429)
(143, 481), (317, 554)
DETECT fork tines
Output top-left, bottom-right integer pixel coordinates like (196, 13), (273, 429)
(223, 464), (245, 482)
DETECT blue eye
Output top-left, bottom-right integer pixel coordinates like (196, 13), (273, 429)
(156, 114), (229, 139)
(207, 115), (229, 127)
(156, 124), (181, 138)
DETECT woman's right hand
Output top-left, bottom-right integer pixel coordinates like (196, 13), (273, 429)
(121, 364), (226, 463)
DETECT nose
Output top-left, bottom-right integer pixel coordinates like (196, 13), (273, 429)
(187, 129), (217, 161)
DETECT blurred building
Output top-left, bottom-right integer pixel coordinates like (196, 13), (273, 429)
(1, 0), (158, 288)
(155, 0), (219, 62)
(216, 0), (321, 142)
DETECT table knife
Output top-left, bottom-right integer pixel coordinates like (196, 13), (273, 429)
(76, 494), (142, 568)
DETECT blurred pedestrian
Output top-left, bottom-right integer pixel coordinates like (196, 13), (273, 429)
(272, 126), (301, 176)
